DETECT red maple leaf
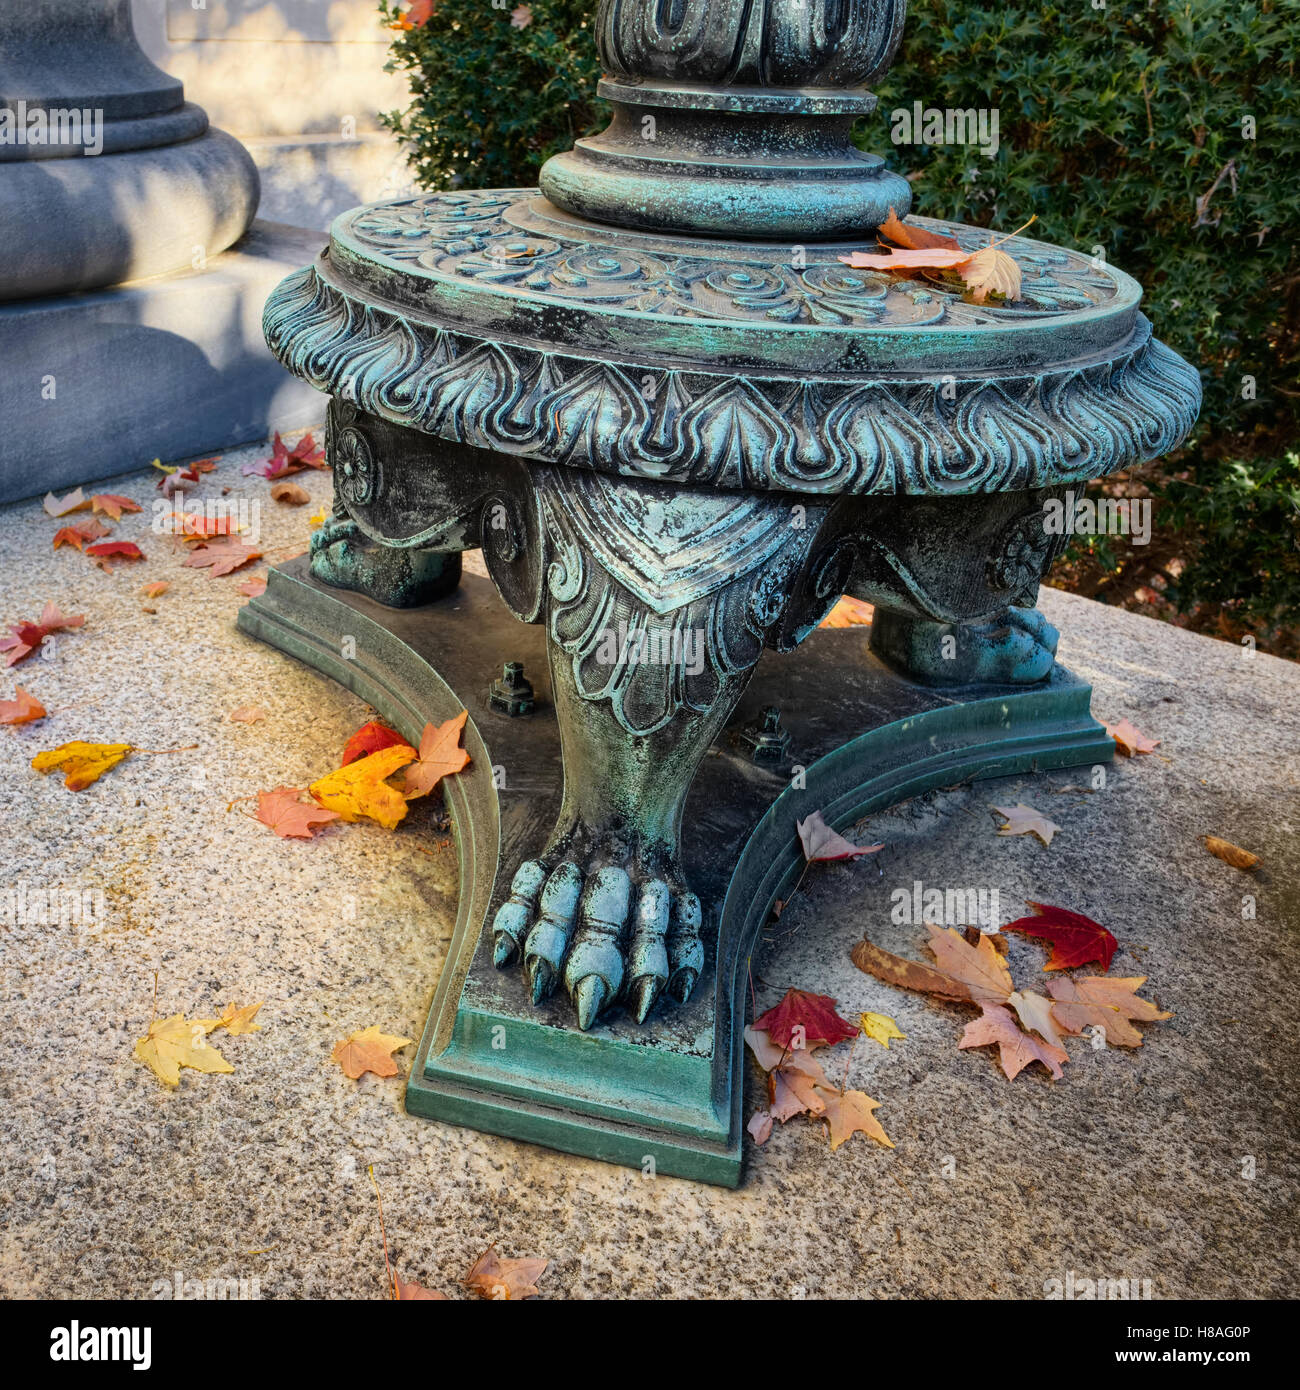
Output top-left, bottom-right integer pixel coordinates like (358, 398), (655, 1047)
(85, 540), (144, 569)
(243, 431), (326, 480)
(52, 520), (110, 551)
(341, 720), (413, 766)
(752, 988), (859, 1050)
(0, 602), (85, 666)
(1001, 901), (1118, 972)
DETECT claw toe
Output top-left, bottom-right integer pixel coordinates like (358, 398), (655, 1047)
(666, 892), (704, 1006)
(490, 859), (548, 969)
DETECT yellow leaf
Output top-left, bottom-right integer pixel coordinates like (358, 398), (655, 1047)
(309, 744), (415, 829)
(134, 1013), (234, 1087)
(32, 741), (132, 791)
(195, 1001), (265, 1036)
(860, 1011), (905, 1048)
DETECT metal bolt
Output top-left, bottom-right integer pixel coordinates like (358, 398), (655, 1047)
(489, 660), (535, 716)
(735, 704), (790, 765)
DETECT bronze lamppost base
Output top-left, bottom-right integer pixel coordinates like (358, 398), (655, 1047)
(239, 558), (1113, 1185)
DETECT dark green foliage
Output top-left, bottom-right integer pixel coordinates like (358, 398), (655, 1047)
(378, 0), (1298, 652)
(378, 1), (605, 191)
(866, 1), (1299, 652)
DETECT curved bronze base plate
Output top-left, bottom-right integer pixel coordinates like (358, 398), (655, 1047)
(238, 558), (1113, 1186)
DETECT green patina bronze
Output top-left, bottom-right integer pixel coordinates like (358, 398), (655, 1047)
(242, 0), (1200, 1182)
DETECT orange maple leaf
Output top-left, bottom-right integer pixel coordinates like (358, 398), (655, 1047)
(398, 710), (471, 799)
(818, 594), (874, 628)
(90, 493), (142, 521)
(256, 785), (340, 839)
(395, 1275), (449, 1300)
(53, 520), (111, 551)
(818, 1087), (894, 1150)
(465, 1246), (548, 1301)
(332, 1025), (413, 1080)
(1105, 717), (1160, 755)
(879, 207), (962, 252)
(0, 686), (46, 725)
(959, 1003), (1068, 1080)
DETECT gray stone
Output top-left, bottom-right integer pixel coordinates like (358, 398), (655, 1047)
(0, 440), (1294, 1296)
(0, 0), (259, 299)
(0, 220), (324, 503)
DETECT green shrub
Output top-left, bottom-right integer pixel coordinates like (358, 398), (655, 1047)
(378, 1), (1299, 655)
(870, 1), (1300, 655)
(378, 1), (605, 190)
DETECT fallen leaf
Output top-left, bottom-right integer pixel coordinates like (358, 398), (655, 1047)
(134, 1014), (234, 1087)
(752, 988), (860, 1049)
(0, 686), (47, 725)
(230, 705), (265, 724)
(958, 1003), (1068, 1080)
(53, 520), (110, 550)
(465, 1247), (548, 1301)
(202, 1001), (265, 1036)
(244, 431), (326, 480)
(309, 507), (328, 529)
(1007, 988), (1066, 1048)
(1105, 717), (1160, 756)
(342, 719), (413, 767)
(839, 246), (972, 272)
(851, 935), (975, 1002)
(992, 801), (1061, 847)
(957, 245), (1021, 303)
(32, 740), (131, 790)
(140, 581), (169, 598)
(395, 1276), (448, 1301)
(818, 595), (875, 628)
(44, 487), (90, 517)
(1204, 835), (1259, 871)
(398, 711), (470, 798)
(332, 1025), (413, 1080)
(90, 493), (142, 521)
(310, 745), (416, 829)
(768, 1059), (829, 1120)
(1002, 901), (1119, 971)
(860, 1011), (905, 1048)
(818, 1087), (893, 1150)
(1, 601), (85, 666)
(183, 540), (263, 577)
(256, 785), (341, 840)
(85, 540), (144, 569)
(1046, 975), (1171, 1048)
(879, 207), (961, 252)
(925, 923), (1013, 1003)
(237, 576), (267, 598)
(270, 481), (311, 506)
(796, 809), (884, 861)
(169, 511), (241, 541)
(747, 1110), (774, 1145)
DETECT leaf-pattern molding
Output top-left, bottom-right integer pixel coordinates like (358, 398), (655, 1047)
(264, 265), (1201, 498)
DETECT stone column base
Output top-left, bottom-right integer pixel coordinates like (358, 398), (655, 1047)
(0, 219), (325, 503)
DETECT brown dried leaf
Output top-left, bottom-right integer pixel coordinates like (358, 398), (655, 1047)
(1204, 835), (1259, 871)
